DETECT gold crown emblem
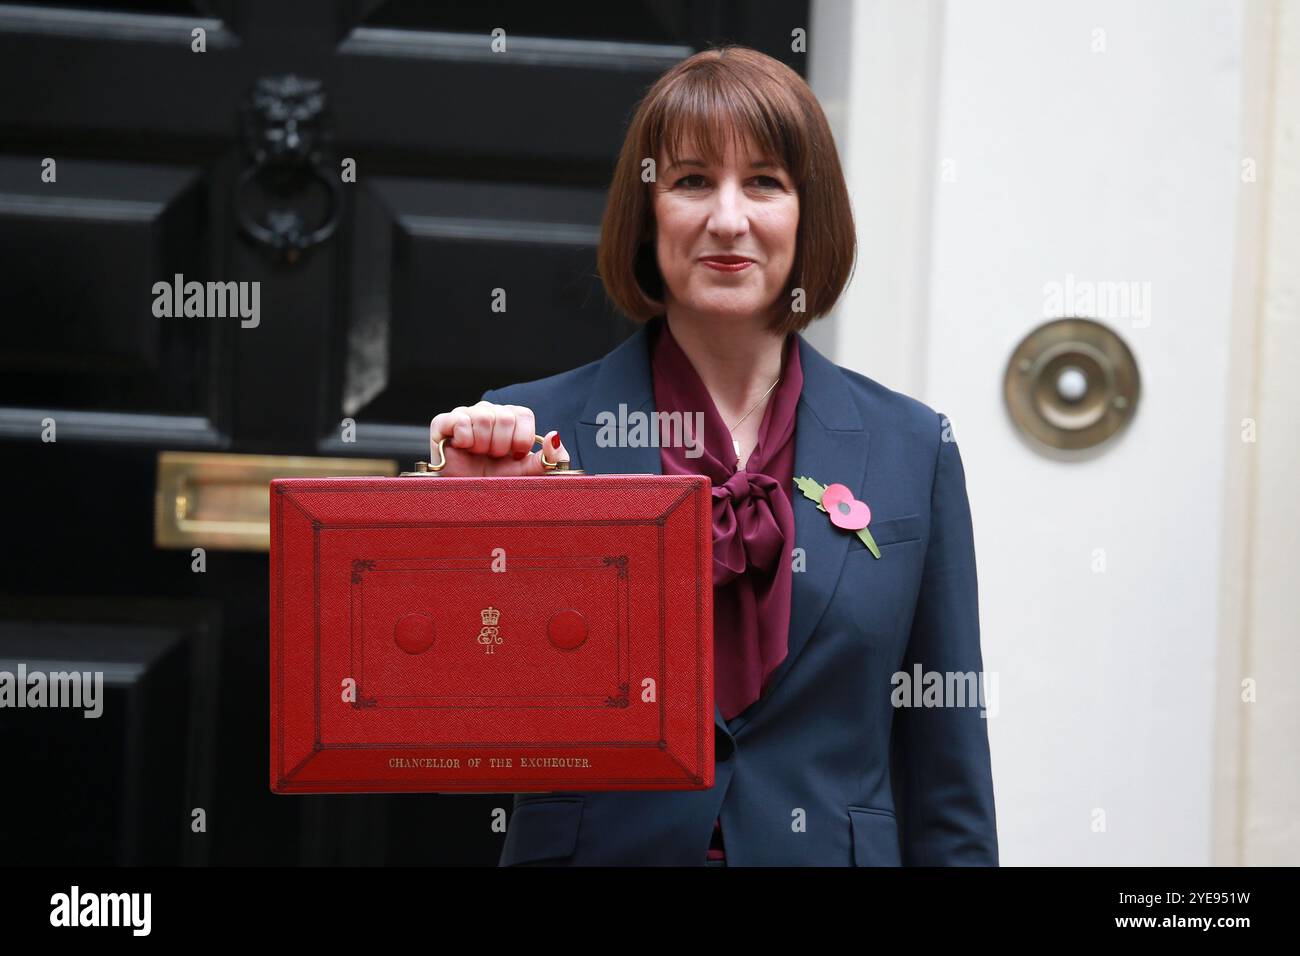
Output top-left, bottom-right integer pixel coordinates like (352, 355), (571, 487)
(480, 606), (500, 626)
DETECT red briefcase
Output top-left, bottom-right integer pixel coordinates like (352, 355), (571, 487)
(269, 455), (713, 795)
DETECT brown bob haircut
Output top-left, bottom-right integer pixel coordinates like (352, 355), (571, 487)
(598, 44), (856, 336)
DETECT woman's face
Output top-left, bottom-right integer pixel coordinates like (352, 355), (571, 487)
(651, 135), (799, 324)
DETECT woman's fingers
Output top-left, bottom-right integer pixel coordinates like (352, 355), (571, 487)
(504, 405), (536, 460)
(469, 401), (497, 455)
(530, 430), (570, 473)
(429, 404), (568, 475)
(429, 408), (472, 461)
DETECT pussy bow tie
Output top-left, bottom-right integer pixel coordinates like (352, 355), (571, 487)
(711, 469), (784, 586)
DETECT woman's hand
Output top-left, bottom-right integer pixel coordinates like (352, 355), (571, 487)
(428, 402), (570, 477)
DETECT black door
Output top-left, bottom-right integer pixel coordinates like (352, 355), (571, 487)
(0, 0), (808, 865)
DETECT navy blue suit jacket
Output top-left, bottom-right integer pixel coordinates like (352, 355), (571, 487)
(488, 320), (998, 866)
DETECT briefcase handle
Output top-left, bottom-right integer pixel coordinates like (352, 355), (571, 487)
(403, 434), (583, 476)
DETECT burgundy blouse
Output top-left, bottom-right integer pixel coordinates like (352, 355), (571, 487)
(648, 316), (804, 862)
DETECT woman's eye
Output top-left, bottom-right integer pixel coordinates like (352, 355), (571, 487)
(670, 173), (785, 189)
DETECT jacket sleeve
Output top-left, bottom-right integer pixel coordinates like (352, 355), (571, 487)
(890, 412), (999, 865)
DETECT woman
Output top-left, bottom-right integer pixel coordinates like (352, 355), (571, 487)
(429, 46), (997, 866)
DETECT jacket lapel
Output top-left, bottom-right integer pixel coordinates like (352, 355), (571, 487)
(572, 322), (870, 739)
(727, 337), (869, 735)
(574, 323), (660, 476)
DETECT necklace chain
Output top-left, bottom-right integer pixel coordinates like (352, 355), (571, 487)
(726, 376), (781, 432)
(726, 375), (780, 469)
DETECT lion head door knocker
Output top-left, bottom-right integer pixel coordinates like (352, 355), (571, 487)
(477, 606), (502, 655)
(1004, 317), (1141, 453)
(235, 75), (342, 264)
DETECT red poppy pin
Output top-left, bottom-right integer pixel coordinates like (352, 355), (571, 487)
(793, 476), (881, 558)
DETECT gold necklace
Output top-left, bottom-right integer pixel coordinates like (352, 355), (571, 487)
(725, 376), (780, 469)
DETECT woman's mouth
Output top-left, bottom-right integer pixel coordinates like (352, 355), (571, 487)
(699, 255), (755, 273)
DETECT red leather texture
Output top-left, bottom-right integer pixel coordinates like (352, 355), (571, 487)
(269, 473), (714, 794)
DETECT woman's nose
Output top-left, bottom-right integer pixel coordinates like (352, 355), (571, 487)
(706, 180), (750, 237)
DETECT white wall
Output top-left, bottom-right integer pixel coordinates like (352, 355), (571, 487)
(813, 0), (1255, 864)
